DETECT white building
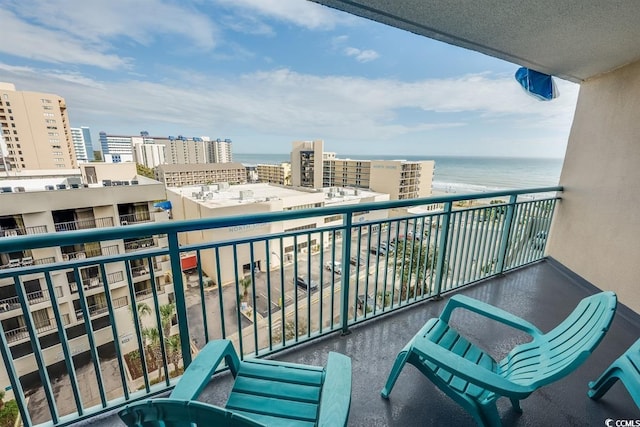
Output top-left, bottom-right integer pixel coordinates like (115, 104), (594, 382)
(132, 137), (166, 168)
(166, 183), (390, 284)
(0, 163), (173, 385)
(207, 138), (233, 163)
(70, 127), (91, 163)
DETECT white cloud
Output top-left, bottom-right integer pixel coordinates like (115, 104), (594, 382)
(0, 64), (578, 152)
(0, 0), (219, 69)
(213, 0), (353, 30)
(344, 47), (380, 63)
(0, 9), (130, 70)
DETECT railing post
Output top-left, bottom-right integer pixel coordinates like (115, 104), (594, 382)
(433, 201), (452, 299)
(496, 195), (518, 274)
(168, 233), (192, 367)
(340, 213), (353, 335)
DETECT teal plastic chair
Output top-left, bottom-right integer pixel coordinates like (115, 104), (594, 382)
(588, 337), (640, 408)
(381, 292), (617, 427)
(119, 339), (352, 427)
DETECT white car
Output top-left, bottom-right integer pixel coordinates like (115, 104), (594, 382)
(325, 261), (342, 274)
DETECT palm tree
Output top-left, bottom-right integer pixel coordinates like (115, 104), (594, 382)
(165, 334), (182, 375)
(130, 302), (151, 332)
(391, 240), (439, 300)
(159, 303), (176, 339)
(239, 276), (252, 301)
(142, 327), (164, 380)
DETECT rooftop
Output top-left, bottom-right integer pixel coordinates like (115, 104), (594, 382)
(84, 260), (640, 426)
(167, 183), (387, 208)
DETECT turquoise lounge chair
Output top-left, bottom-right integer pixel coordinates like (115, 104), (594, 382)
(119, 339), (352, 427)
(381, 292), (617, 427)
(588, 337), (640, 408)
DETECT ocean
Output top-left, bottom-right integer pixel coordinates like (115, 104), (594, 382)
(234, 153), (563, 194)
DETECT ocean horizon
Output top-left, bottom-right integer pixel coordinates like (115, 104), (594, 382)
(233, 153), (564, 195)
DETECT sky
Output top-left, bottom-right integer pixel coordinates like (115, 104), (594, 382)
(0, 0), (579, 158)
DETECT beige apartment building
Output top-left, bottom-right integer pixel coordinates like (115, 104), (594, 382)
(155, 163), (247, 187)
(292, 140), (434, 200)
(256, 162), (291, 185)
(166, 183), (389, 284)
(0, 82), (77, 171)
(0, 163), (173, 385)
(291, 140), (324, 188)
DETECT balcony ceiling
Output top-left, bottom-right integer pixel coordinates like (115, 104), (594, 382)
(310, 0), (640, 82)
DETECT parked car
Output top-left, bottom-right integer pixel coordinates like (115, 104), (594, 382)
(324, 261), (342, 274)
(350, 256), (365, 266)
(371, 241), (394, 255)
(295, 276), (319, 291)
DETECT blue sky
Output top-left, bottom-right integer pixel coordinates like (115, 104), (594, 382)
(0, 0), (579, 158)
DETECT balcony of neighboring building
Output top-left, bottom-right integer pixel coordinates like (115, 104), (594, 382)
(0, 215), (48, 238)
(60, 243), (119, 261)
(52, 209), (114, 232)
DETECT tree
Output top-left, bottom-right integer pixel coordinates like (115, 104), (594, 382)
(159, 303), (176, 339)
(239, 276), (252, 301)
(165, 334), (182, 374)
(142, 327), (164, 380)
(92, 151), (103, 162)
(391, 239), (439, 300)
(136, 163), (155, 179)
(130, 302), (151, 332)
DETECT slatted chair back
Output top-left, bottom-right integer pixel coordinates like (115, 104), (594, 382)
(501, 292), (617, 388)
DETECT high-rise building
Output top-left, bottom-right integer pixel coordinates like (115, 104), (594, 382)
(99, 132), (134, 157)
(70, 127), (94, 163)
(0, 82), (77, 171)
(98, 133), (233, 166)
(207, 138), (233, 163)
(132, 136), (166, 168)
(291, 140), (324, 189)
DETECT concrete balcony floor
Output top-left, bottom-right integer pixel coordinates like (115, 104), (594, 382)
(84, 260), (640, 426)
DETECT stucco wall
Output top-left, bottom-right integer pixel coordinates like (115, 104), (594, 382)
(548, 59), (640, 313)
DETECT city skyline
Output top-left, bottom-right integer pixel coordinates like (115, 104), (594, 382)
(0, 0), (579, 158)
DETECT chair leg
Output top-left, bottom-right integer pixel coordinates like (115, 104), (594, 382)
(588, 366), (622, 400)
(381, 350), (411, 399)
(509, 398), (522, 413)
(473, 401), (502, 427)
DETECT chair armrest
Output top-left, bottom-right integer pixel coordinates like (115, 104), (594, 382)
(412, 338), (534, 399)
(318, 352), (352, 427)
(170, 339), (241, 400)
(440, 295), (543, 337)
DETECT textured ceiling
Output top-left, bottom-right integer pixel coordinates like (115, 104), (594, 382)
(310, 0), (640, 82)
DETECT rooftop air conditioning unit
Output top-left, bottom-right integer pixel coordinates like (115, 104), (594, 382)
(56, 184), (67, 190)
(131, 180), (139, 185)
(201, 185), (209, 192)
(45, 185), (55, 191)
(102, 180), (112, 187)
(14, 187), (25, 192)
(1, 187), (13, 193)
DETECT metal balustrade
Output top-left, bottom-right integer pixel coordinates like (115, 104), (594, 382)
(54, 217), (114, 232)
(0, 225), (48, 238)
(0, 186), (561, 427)
(119, 212), (151, 225)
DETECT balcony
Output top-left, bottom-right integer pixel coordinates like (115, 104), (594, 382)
(54, 217), (114, 232)
(0, 287), (61, 313)
(119, 212), (151, 225)
(82, 261), (640, 427)
(0, 187), (637, 427)
(0, 225), (48, 238)
(124, 237), (156, 252)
